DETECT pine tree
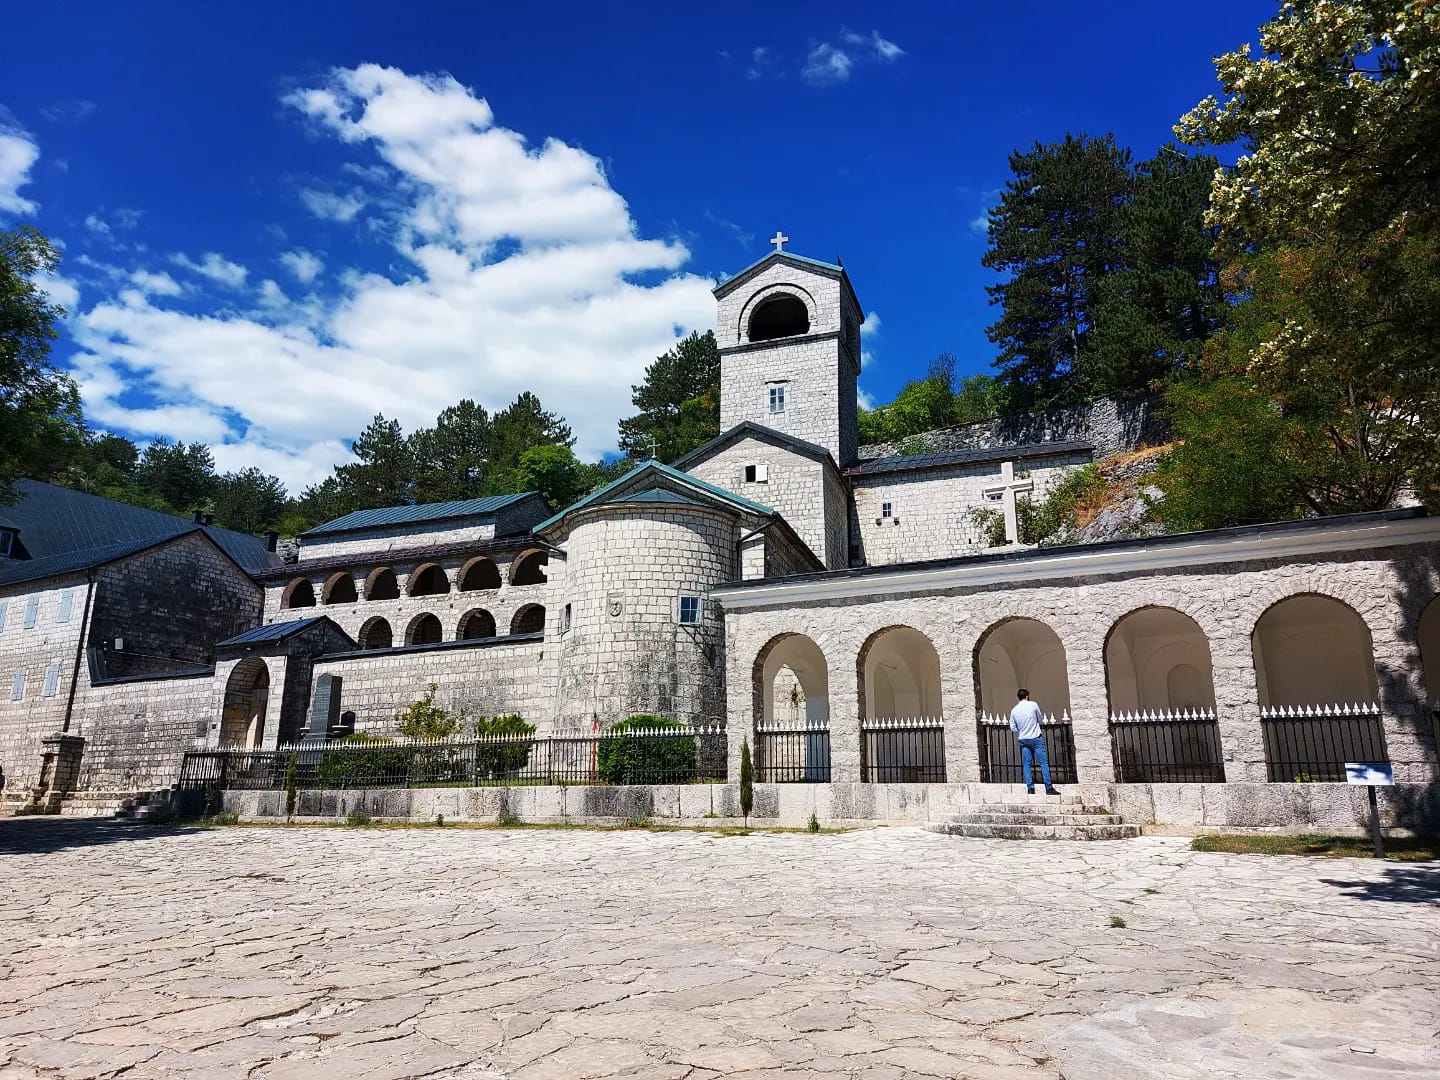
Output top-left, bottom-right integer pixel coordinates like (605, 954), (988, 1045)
(409, 399), (491, 503)
(335, 415), (414, 510)
(485, 393), (573, 494)
(617, 331), (721, 463)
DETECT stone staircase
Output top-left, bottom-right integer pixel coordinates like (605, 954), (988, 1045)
(927, 794), (1141, 841)
(61, 790), (170, 822)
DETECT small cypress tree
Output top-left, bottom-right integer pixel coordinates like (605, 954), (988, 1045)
(739, 738), (754, 827)
(284, 754), (297, 820)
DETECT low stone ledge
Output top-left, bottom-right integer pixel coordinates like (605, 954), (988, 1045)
(218, 780), (1440, 832)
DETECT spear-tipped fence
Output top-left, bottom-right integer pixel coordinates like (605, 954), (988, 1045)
(754, 718), (830, 783)
(1109, 707), (1225, 783)
(976, 711), (1077, 785)
(860, 716), (946, 783)
(1258, 703), (1386, 782)
(178, 722), (728, 793)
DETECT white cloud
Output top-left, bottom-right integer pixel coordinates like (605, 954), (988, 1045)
(69, 64), (717, 492)
(85, 214), (111, 236)
(129, 270), (182, 296)
(39, 99), (96, 124)
(279, 248), (323, 284)
(0, 123), (40, 215)
(803, 44), (853, 85)
(31, 271), (79, 312)
(170, 251), (249, 288)
(969, 188), (1001, 236)
(857, 386), (876, 410)
(746, 46), (772, 81)
(861, 311), (881, 337)
(299, 188), (365, 222)
(870, 32), (905, 61)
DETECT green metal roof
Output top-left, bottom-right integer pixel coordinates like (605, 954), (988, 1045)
(534, 460), (774, 534)
(302, 492), (540, 538)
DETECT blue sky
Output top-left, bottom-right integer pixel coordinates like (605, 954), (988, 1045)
(0, 1), (1276, 491)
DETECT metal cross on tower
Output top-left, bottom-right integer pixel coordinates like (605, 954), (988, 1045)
(770, 230), (789, 253)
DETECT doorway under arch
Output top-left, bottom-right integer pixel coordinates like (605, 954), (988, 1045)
(1253, 594), (1378, 708)
(1105, 607), (1216, 713)
(219, 657), (269, 749)
(974, 617), (1072, 718)
(857, 626), (943, 718)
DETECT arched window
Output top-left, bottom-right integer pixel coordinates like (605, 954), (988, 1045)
(324, 573), (357, 605)
(460, 557), (501, 591)
(408, 564), (451, 597)
(1105, 607), (1216, 713)
(753, 633), (831, 782)
(1253, 594), (1378, 708)
(1419, 597), (1440, 706)
(510, 550), (548, 587)
(283, 579), (316, 609)
(974, 618), (1072, 718)
(366, 567), (400, 601)
(858, 626), (943, 719)
(220, 657), (269, 749)
(406, 613), (444, 646)
(748, 294), (810, 342)
(358, 616), (393, 650)
(458, 609), (497, 640)
(510, 604), (545, 635)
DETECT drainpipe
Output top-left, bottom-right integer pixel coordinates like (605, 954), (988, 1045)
(61, 570), (98, 735)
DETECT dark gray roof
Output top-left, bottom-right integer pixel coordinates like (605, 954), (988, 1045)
(302, 492), (543, 538)
(215, 617), (329, 647)
(252, 532), (543, 582)
(846, 440), (1094, 478)
(672, 420), (838, 472)
(0, 480), (279, 588)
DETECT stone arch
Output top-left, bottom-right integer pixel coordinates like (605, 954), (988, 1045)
(1104, 606), (1216, 713)
(1252, 593), (1379, 708)
(219, 657), (269, 748)
(406, 612), (444, 646)
(1420, 596), (1440, 705)
(460, 556), (501, 592)
(739, 283), (817, 343)
(974, 617), (1072, 718)
(408, 563), (451, 597)
(754, 633), (829, 726)
(510, 549), (548, 586)
(511, 604), (545, 635)
(748, 294), (810, 342)
(366, 567), (400, 601)
(282, 578), (315, 609)
(458, 608), (497, 640)
(323, 572), (357, 605)
(358, 616), (392, 650)
(857, 625), (943, 718)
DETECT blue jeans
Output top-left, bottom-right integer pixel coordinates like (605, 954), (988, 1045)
(1019, 736), (1052, 790)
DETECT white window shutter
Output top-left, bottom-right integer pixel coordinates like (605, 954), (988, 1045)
(11, 668), (26, 701)
(23, 596), (38, 629)
(0, 600), (7, 634)
(43, 663), (61, 698)
(756, 463), (769, 483)
(58, 589), (74, 624)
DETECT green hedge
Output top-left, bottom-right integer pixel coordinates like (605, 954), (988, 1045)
(595, 715), (697, 785)
(474, 714), (536, 780)
(315, 735), (409, 788)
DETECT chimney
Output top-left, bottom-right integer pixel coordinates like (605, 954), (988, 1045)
(191, 509), (204, 524)
(203, 514), (214, 526)
(265, 531), (279, 553)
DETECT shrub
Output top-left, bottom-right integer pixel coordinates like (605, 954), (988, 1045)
(807, 811), (820, 833)
(284, 754), (297, 818)
(739, 738), (754, 825)
(316, 734), (407, 789)
(206, 811), (240, 827)
(595, 715), (696, 785)
(473, 713), (536, 780)
(345, 808), (372, 826)
(396, 683), (465, 740)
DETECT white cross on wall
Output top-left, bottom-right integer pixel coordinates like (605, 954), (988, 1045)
(981, 460), (1034, 545)
(770, 231), (789, 253)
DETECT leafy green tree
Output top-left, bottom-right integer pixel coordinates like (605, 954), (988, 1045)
(396, 684), (464, 740)
(212, 467), (289, 533)
(335, 415), (413, 510)
(953, 373), (1004, 425)
(1167, 0), (1440, 515)
(485, 392), (573, 494)
(982, 134), (1133, 409)
(0, 226), (85, 501)
(135, 439), (216, 514)
(515, 444), (590, 509)
(617, 330), (722, 462)
(409, 399), (491, 503)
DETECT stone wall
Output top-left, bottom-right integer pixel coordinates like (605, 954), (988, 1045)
(89, 533), (262, 679)
(70, 671), (214, 791)
(300, 520), (498, 561)
(310, 638), (551, 736)
(849, 450), (1091, 566)
(720, 542), (1440, 788)
(547, 504), (733, 729)
(859, 395), (1166, 462)
(0, 574), (90, 791)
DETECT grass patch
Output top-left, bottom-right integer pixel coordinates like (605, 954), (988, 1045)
(1191, 833), (1440, 862)
(1107, 915), (1127, 928)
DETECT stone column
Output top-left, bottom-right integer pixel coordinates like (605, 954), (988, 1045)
(1210, 625), (1266, 782)
(1065, 631), (1114, 783)
(39, 733), (85, 811)
(828, 650), (861, 783)
(941, 650), (980, 784)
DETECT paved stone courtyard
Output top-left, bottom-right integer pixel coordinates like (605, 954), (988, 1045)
(1, 821), (1437, 1079)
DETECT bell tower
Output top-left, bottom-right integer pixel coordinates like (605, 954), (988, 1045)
(712, 239), (863, 465)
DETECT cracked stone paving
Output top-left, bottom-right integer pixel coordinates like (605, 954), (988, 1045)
(0, 820), (1437, 1079)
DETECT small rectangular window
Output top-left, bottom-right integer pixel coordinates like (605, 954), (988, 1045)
(10, 668), (26, 701)
(881, 502), (894, 519)
(43, 663), (61, 698)
(743, 463), (769, 484)
(561, 603), (572, 634)
(677, 595), (702, 625)
(23, 595), (38, 629)
(0, 530), (13, 557)
(57, 589), (74, 625)
(768, 385), (786, 414)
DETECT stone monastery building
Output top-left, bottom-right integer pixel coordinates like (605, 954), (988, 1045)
(2, 245), (1439, 827)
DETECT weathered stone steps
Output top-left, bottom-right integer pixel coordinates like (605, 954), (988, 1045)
(928, 821), (1142, 841)
(926, 798), (1141, 840)
(945, 811), (1120, 826)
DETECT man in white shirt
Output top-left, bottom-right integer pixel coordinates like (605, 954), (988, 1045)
(1009, 688), (1059, 795)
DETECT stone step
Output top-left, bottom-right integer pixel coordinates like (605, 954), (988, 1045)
(926, 821), (1142, 841)
(945, 811), (1122, 826)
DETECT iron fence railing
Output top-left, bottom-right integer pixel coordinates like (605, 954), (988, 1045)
(1260, 703), (1386, 783)
(755, 720), (831, 783)
(1109, 708), (1225, 783)
(860, 717), (946, 783)
(178, 722), (728, 792)
(977, 712), (1078, 785)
